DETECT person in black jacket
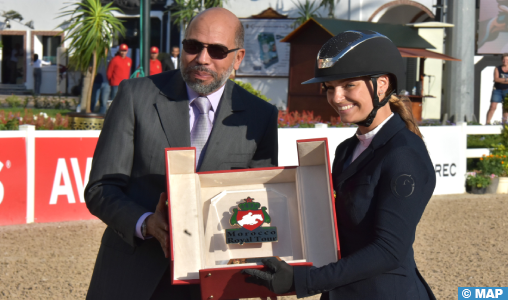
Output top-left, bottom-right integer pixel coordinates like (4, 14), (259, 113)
(243, 30), (437, 300)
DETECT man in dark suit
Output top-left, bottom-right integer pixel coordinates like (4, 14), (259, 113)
(162, 46), (180, 71)
(84, 7), (278, 300)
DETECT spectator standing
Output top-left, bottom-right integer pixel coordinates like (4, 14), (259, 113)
(486, 53), (508, 124)
(161, 46), (180, 71)
(10, 44), (23, 84)
(32, 54), (51, 95)
(150, 46), (162, 75)
(107, 43), (131, 100)
(136, 47), (163, 76)
(91, 58), (110, 114)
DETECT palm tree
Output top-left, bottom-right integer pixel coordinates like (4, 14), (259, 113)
(57, 0), (125, 113)
(320, 0), (339, 19)
(293, 0), (321, 26)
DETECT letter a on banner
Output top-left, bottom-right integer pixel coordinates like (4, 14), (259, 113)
(49, 158), (76, 204)
(70, 158), (92, 203)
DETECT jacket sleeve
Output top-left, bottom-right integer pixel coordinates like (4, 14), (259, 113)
(249, 105), (279, 168)
(294, 146), (435, 298)
(84, 80), (149, 247)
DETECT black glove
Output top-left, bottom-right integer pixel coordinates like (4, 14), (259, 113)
(241, 258), (295, 294)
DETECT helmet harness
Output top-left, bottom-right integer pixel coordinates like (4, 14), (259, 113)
(355, 76), (394, 127)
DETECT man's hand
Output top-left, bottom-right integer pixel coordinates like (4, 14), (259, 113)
(242, 258), (295, 294)
(146, 192), (170, 258)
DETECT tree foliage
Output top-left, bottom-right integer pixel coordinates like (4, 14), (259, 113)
(57, 0), (125, 73)
(293, 0), (321, 26)
(2, 10), (23, 22)
(320, 0), (339, 18)
(170, 0), (225, 28)
(57, 0), (125, 113)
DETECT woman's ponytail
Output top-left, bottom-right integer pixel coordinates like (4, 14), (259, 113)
(388, 94), (423, 139)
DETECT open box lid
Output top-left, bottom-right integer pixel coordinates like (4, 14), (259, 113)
(165, 138), (340, 285)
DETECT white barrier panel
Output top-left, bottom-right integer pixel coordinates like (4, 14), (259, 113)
(0, 124), (475, 225)
(421, 126), (466, 195)
(278, 126), (466, 195)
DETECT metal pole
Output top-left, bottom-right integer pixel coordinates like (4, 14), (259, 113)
(143, 0), (151, 76)
(442, 0), (475, 124)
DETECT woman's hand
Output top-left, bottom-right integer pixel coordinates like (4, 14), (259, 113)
(242, 258), (295, 294)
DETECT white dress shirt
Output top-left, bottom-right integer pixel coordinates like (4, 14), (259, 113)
(171, 56), (178, 69)
(134, 83), (226, 240)
(33, 59), (51, 68)
(186, 84), (224, 130)
(351, 113), (394, 163)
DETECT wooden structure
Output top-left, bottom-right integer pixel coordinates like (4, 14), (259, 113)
(281, 18), (459, 122)
(251, 7), (288, 19)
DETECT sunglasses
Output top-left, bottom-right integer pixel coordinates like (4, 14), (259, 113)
(182, 39), (240, 60)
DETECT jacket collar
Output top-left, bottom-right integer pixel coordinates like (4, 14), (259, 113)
(335, 113), (406, 184)
(368, 112), (406, 150)
(159, 70), (188, 101)
(155, 71), (191, 147)
(218, 79), (247, 112)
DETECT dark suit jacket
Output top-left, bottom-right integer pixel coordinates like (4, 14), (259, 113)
(162, 56), (179, 71)
(84, 70), (278, 300)
(294, 113), (436, 300)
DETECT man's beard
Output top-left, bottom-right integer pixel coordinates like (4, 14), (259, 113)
(181, 62), (234, 95)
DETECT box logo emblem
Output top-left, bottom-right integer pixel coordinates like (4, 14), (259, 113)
(226, 197), (277, 245)
(230, 197), (270, 231)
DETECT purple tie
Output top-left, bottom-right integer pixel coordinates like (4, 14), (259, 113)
(191, 97), (213, 165)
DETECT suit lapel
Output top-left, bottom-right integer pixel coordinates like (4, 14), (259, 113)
(155, 71), (191, 147)
(336, 145), (374, 184)
(199, 80), (247, 171)
(334, 136), (357, 174)
(336, 113), (406, 184)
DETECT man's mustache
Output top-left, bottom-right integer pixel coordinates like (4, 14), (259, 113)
(186, 65), (218, 79)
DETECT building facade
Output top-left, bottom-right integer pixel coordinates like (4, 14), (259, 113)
(1, 0), (456, 121)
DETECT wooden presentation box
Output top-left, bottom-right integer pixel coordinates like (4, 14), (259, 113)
(165, 138), (340, 300)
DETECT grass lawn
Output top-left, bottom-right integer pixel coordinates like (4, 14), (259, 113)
(0, 107), (73, 118)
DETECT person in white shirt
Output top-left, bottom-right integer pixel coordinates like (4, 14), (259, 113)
(32, 54), (51, 95)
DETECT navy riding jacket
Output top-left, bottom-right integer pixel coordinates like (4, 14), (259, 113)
(293, 113), (436, 300)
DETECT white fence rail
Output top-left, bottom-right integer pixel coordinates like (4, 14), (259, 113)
(465, 125), (502, 158)
(0, 124), (504, 203)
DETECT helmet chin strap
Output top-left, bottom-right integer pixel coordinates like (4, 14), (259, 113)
(355, 77), (393, 127)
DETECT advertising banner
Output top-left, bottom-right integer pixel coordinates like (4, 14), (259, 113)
(478, 0), (508, 54)
(34, 138), (98, 223)
(237, 19), (295, 76)
(0, 138), (27, 225)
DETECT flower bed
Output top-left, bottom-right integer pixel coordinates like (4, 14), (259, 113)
(277, 110), (356, 128)
(0, 109), (70, 130)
